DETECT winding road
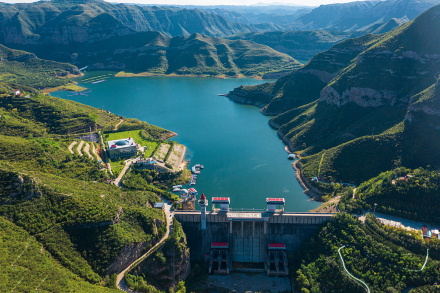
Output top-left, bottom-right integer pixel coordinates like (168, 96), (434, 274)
(116, 198), (173, 292)
(113, 158), (137, 187)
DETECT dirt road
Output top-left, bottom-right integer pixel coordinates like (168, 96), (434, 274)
(116, 198), (173, 292)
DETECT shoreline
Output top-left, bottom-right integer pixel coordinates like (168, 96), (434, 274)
(43, 83), (87, 94)
(164, 131), (177, 140)
(113, 71), (266, 80)
(291, 159), (323, 201)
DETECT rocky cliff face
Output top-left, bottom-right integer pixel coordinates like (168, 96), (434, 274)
(0, 172), (42, 205)
(107, 218), (164, 275)
(131, 222), (190, 291)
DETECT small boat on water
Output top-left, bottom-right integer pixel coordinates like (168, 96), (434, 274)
(288, 154), (296, 160)
(189, 188), (198, 196)
(91, 79), (106, 84)
(172, 187), (181, 192)
(190, 174), (197, 186)
(199, 165), (204, 169)
(180, 189), (189, 196)
(172, 185), (183, 189)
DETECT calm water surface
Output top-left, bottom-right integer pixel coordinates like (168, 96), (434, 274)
(52, 72), (320, 211)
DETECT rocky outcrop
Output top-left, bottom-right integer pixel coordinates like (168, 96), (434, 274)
(107, 241), (150, 275)
(0, 172), (42, 205)
(227, 88), (271, 109)
(131, 225), (191, 291)
(320, 86), (396, 107)
(268, 119), (281, 129)
(299, 69), (336, 83)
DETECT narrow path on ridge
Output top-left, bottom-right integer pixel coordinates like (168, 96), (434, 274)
(116, 197), (173, 292)
(115, 119), (123, 130)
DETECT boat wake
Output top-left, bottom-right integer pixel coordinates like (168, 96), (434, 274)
(253, 163), (267, 169)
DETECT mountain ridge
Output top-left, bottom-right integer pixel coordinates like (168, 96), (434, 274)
(227, 4), (440, 185)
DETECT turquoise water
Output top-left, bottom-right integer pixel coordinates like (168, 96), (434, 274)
(52, 72), (320, 211)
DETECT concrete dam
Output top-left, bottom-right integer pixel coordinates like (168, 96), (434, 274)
(174, 195), (334, 275)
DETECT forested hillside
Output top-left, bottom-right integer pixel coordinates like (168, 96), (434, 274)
(0, 44), (79, 89)
(0, 88), (172, 291)
(23, 31), (299, 77)
(340, 167), (440, 225)
(228, 4), (440, 185)
(1, 216), (119, 292)
(293, 213), (440, 293)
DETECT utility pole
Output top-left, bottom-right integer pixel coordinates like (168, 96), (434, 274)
(374, 203), (377, 213)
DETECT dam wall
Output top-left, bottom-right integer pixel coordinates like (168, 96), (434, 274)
(174, 211), (333, 262)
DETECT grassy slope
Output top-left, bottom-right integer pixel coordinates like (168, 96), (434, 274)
(0, 44), (79, 89)
(1, 216), (119, 293)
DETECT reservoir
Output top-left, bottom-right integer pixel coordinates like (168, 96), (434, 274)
(52, 72), (320, 212)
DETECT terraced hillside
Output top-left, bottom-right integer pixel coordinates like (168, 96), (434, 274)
(0, 87), (175, 291)
(227, 4), (440, 185)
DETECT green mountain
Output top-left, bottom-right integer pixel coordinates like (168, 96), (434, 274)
(226, 30), (363, 62)
(293, 213), (440, 293)
(14, 31), (300, 77)
(225, 18), (404, 62)
(342, 167), (440, 224)
(0, 44), (79, 89)
(227, 4), (440, 185)
(0, 85), (178, 291)
(1, 216), (119, 292)
(0, 0), (286, 44)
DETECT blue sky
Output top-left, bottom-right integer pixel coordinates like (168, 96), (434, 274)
(2, 0), (363, 6)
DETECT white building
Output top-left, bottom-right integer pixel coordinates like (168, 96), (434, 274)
(136, 158), (156, 166)
(107, 137), (137, 159)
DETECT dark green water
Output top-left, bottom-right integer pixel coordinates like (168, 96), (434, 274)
(52, 72), (320, 211)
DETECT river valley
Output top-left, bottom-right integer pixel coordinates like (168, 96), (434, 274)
(52, 72), (320, 212)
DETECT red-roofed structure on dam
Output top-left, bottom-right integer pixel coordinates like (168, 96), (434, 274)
(266, 198), (285, 212)
(212, 197), (230, 212)
(174, 196), (333, 275)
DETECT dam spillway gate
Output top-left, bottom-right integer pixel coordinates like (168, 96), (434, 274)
(174, 197), (333, 275)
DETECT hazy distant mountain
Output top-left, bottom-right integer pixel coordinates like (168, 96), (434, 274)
(226, 17), (403, 61)
(189, 5), (314, 26)
(293, 0), (440, 31)
(226, 30), (363, 61)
